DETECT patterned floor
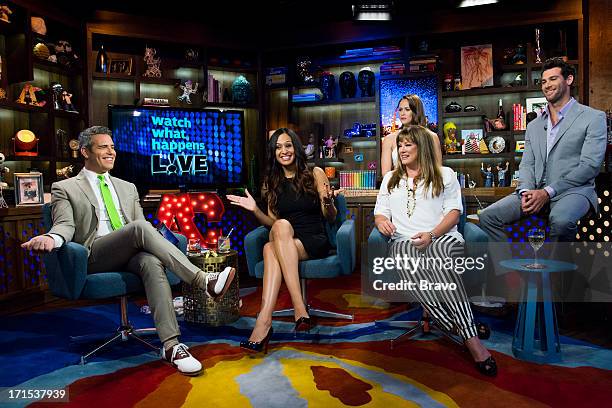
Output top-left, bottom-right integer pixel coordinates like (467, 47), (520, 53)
(1, 276), (611, 407)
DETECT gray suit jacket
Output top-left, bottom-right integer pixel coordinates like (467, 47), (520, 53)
(48, 169), (145, 251)
(518, 101), (607, 211)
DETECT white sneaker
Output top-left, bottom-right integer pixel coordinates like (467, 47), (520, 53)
(162, 343), (202, 376)
(205, 267), (236, 301)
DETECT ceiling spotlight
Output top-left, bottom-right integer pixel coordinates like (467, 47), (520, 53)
(458, 0), (498, 7)
(352, 1), (393, 21)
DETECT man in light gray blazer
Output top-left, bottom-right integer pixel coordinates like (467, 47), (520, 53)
(21, 126), (236, 376)
(479, 58), (607, 271)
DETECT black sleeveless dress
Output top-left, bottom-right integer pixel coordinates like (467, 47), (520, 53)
(276, 177), (331, 259)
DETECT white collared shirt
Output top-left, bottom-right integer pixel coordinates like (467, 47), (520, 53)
(49, 168), (126, 248)
(374, 166), (464, 242)
(81, 167), (126, 237)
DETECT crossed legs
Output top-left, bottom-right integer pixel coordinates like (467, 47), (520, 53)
(249, 219), (309, 342)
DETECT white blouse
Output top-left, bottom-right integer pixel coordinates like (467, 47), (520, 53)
(374, 166), (464, 242)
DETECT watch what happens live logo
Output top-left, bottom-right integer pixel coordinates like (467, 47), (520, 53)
(150, 116), (208, 176)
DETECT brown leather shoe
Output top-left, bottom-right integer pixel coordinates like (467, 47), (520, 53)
(206, 267), (236, 301)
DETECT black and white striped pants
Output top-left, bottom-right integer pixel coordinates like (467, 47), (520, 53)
(389, 235), (478, 340)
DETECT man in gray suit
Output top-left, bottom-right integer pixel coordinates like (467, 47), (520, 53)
(479, 58), (607, 273)
(21, 126), (236, 376)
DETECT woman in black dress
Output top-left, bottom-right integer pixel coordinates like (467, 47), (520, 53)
(227, 128), (337, 352)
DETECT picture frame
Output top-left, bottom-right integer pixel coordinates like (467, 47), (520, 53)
(109, 58), (133, 75)
(525, 97), (547, 117)
(515, 140), (526, 152)
(461, 129), (484, 154)
(460, 44), (494, 89)
(14, 172), (44, 206)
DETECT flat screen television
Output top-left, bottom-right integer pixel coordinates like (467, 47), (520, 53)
(379, 75), (439, 138)
(108, 105), (245, 194)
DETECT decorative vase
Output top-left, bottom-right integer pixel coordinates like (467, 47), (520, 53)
(95, 45), (108, 73)
(339, 71), (356, 98)
(231, 75), (252, 105)
(357, 67), (375, 97)
(319, 71), (335, 100)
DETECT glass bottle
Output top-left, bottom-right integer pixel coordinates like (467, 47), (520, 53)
(95, 45), (108, 73)
(453, 73), (462, 91)
(497, 98), (505, 120)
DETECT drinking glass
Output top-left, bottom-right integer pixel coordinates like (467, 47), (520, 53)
(187, 238), (201, 254)
(525, 228), (546, 269)
(217, 235), (230, 253)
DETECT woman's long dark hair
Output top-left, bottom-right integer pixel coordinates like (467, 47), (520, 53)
(387, 125), (444, 198)
(396, 94), (427, 127)
(264, 128), (317, 216)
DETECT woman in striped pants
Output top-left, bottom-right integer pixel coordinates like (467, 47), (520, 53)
(374, 125), (497, 376)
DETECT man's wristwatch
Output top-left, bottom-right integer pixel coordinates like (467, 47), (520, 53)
(429, 231), (438, 241)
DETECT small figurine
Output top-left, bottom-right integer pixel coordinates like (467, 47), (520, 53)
(56, 164), (74, 180)
(185, 48), (199, 62)
(443, 122), (460, 154)
(511, 44), (527, 64)
(481, 163), (494, 187)
(0, 4), (12, 23)
(51, 83), (63, 110)
(497, 161), (510, 187)
(177, 80), (198, 104)
(324, 135), (337, 158)
(62, 90), (77, 112)
(143, 46), (162, 78)
(304, 133), (315, 160)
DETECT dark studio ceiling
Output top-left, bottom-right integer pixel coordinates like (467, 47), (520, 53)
(41, 0), (560, 49)
(48, 0), (550, 26)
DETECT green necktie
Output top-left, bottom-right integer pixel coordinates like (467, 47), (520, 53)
(97, 175), (123, 230)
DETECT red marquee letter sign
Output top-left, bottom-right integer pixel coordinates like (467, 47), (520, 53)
(156, 192), (225, 248)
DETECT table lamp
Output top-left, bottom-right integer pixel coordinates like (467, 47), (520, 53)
(13, 129), (39, 156)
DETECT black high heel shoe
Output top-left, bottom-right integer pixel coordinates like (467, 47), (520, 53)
(240, 326), (273, 354)
(475, 355), (498, 377)
(294, 316), (311, 332)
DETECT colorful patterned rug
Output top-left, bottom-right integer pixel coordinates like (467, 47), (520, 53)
(1, 275), (611, 407)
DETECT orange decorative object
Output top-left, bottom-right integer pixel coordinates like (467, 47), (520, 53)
(13, 130), (39, 156)
(324, 166), (336, 179)
(156, 192), (225, 248)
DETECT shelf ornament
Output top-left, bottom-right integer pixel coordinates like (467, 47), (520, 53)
(16, 83), (46, 107)
(143, 46), (162, 78)
(0, 4), (12, 23)
(13, 130), (39, 156)
(177, 80), (198, 104)
(0, 152), (7, 209)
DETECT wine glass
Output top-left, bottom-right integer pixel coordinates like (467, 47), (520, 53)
(526, 228), (546, 269)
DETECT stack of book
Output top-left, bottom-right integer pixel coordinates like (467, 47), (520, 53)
(373, 45), (402, 56)
(265, 67), (287, 86)
(207, 73), (223, 103)
(340, 47), (374, 59)
(339, 170), (377, 190)
(380, 61), (406, 76)
(292, 93), (321, 103)
(339, 45), (401, 59)
(513, 103), (527, 130)
(408, 55), (439, 72)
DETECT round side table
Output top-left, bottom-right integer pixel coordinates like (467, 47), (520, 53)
(500, 258), (577, 363)
(183, 250), (240, 326)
